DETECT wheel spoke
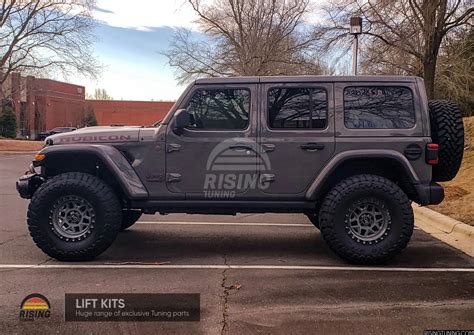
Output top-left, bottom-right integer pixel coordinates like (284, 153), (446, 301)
(51, 195), (95, 241)
(346, 199), (390, 242)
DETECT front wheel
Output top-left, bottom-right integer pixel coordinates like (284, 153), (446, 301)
(319, 174), (414, 265)
(27, 172), (122, 261)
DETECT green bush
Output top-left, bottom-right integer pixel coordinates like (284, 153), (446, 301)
(0, 106), (17, 138)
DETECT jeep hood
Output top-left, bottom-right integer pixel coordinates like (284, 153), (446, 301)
(46, 126), (142, 145)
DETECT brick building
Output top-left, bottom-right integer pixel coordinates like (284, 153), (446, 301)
(1, 73), (85, 138)
(86, 100), (173, 126)
(0, 73), (174, 139)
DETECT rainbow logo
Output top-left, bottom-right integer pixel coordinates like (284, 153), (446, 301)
(19, 294), (51, 320)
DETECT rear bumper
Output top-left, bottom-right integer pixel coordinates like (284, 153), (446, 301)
(16, 173), (44, 199)
(415, 182), (444, 205)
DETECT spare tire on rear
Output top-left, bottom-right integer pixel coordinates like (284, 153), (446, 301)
(428, 100), (464, 182)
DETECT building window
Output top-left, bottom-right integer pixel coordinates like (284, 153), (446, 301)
(186, 89), (250, 130)
(344, 86), (415, 129)
(268, 87), (327, 129)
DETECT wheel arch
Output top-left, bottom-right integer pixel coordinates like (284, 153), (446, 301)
(37, 145), (148, 200)
(306, 150), (422, 203)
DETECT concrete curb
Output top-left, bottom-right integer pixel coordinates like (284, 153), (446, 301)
(413, 204), (473, 257)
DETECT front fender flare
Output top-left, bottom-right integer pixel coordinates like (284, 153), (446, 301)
(39, 144), (148, 199)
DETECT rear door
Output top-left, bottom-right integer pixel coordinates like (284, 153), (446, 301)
(259, 82), (335, 196)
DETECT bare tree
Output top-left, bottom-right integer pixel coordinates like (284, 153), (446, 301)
(0, 0), (100, 89)
(435, 28), (473, 116)
(86, 88), (113, 100)
(165, 0), (326, 84)
(315, 0), (473, 98)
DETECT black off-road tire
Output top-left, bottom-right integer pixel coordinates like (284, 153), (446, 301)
(27, 172), (122, 261)
(319, 174), (414, 265)
(429, 100), (464, 182)
(120, 210), (142, 231)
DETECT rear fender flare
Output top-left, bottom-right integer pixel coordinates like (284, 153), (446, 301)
(305, 150), (420, 200)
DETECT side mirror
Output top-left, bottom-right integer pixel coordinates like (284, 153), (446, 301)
(173, 109), (190, 135)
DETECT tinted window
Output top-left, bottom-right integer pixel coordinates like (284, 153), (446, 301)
(186, 89), (250, 129)
(344, 86), (415, 129)
(268, 88), (327, 129)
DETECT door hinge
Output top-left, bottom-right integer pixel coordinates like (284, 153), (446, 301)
(262, 144), (275, 152)
(261, 174), (275, 183)
(166, 173), (182, 183)
(167, 144), (181, 153)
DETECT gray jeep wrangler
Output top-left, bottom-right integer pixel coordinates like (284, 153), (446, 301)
(16, 76), (464, 264)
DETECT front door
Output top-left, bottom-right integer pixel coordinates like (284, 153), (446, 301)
(165, 84), (258, 199)
(259, 83), (335, 196)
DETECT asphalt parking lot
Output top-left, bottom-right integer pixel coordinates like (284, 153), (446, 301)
(1, 154), (473, 334)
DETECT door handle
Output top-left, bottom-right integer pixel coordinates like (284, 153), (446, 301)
(301, 143), (325, 151)
(229, 144), (252, 151)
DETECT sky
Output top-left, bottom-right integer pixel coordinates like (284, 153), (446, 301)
(71, 0), (329, 102)
(71, 0), (201, 101)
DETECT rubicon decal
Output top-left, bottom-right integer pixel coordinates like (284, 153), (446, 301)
(58, 135), (132, 143)
(19, 294), (51, 321)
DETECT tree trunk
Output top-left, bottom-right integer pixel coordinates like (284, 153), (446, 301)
(423, 56), (437, 99)
(423, 31), (443, 100)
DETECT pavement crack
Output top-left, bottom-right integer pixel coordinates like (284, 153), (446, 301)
(220, 254), (230, 334)
(219, 255), (243, 334)
(0, 233), (28, 246)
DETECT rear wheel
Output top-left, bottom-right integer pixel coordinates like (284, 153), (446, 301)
(27, 172), (122, 261)
(429, 100), (464, 182)
(319, 174), (414, 265)
(120, 210), (142, 231)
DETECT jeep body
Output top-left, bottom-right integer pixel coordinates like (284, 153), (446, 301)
(18, 75), (463, 264)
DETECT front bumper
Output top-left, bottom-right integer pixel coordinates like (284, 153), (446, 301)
(16, 173), (44, 199)
(414, 182), (444, 206)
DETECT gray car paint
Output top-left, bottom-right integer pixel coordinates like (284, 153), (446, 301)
(259, 82), (336, 196)
(36, 75), (434, 207)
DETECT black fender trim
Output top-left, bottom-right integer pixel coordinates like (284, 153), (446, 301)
(305, 150), (422, 200)
(414, 182), (444, 205)
(39, 145), (148, 199)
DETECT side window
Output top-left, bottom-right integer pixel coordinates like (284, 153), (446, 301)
(268, 87), (327, 129)
(186, 88), (250, 130)
(344, 86), (415, 129)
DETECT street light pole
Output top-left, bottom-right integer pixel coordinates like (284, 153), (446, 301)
(349, 17), (362, 76)
(352, 34), (359, 76)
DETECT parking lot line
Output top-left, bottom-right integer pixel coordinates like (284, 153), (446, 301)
(137, 221), (313, 227)
(0, 264), (472, 272)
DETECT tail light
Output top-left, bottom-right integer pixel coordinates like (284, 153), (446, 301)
(426, 143), (439, 165)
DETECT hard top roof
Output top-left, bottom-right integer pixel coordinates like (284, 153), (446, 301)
(195, 75), (419, 84)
